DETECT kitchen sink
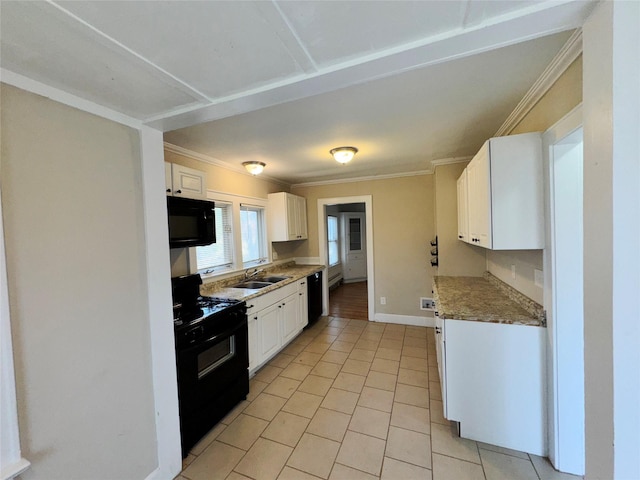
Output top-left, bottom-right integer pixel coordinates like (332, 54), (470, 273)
(258, 276), (291, 283)
(231, 281), (273, 289)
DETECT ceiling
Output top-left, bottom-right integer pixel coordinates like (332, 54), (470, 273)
(0, 1), (594, 184)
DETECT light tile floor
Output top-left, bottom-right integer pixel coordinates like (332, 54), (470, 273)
(177, 317), (582, 480)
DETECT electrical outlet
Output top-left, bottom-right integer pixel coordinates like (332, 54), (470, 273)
(511, 264), (516, 279)
(380, 297), (386, 305)
(420, 297), (436, 311)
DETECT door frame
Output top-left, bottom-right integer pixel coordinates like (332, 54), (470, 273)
(542, 104), (584, 474)
(317, 196), (374, 321)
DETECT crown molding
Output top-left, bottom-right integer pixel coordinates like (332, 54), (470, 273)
(430, 156), (473, 167)
(292, 155), (474, 187)
(494, 29), (583, 137)
(163, 143), (290, 187)
(291, 168), (434, 188)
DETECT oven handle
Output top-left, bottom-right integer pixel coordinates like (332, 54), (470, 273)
(180, 318), (247, 353)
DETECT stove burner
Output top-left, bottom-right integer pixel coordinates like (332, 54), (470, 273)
(173, 296), (243, 328)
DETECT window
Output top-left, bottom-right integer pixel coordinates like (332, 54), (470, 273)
(328, 215), (339, 266)
(196, 201), (234, 273)
(241, 204), (267, 267)
(193, 193), (269, 277)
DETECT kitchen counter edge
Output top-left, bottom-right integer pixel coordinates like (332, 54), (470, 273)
(201, 264), (325, 302)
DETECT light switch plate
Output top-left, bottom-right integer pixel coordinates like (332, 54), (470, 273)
(534, 269), (544, 288)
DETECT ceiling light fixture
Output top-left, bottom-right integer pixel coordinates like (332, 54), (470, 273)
(242, 161), (266, 175)
(330, 146), (358, 164)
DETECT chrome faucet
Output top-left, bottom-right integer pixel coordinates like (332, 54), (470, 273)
(244, 268), (264, 280)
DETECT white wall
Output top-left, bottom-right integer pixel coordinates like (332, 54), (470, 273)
(1, 84), (158, 479)
(583, 2), (640, 478)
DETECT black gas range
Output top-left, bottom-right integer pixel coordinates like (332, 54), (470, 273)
(171, 274), (249, 457)
(173, 295), (243, 330)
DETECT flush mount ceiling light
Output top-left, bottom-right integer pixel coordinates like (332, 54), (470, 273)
(242, 161), (266, 175)
(330, 146), (358, 164)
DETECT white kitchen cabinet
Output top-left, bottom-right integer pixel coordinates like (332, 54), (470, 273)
(458, 132), (543, 250)
(165, 162), (207, 199)
(434, 315), (447, 419)
(466, 144), (492, 248)
(247, 313), (259, 373)
(280, 293), (299, 345)
(456, 170), (469, 242)
(268, 192), (308, 241)
(258, 303), (281, 361)
(246, 279), (311, 376)
(435, 318), (546, 455)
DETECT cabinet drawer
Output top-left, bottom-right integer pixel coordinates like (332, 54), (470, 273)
(246, 282), (298, 314)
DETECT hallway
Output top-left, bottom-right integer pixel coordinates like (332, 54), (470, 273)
(329, 281), (368, 321)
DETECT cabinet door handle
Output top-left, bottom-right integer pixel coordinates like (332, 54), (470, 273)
(435, 327), (441, 334)
(300, 282), (306, 285)
(176, 189), (182, 194)
(166, 188), (172, 193)
(247, 304), (254, 308)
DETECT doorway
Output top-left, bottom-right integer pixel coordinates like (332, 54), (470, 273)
(543, 106), (584, 475)
(317, 196), (374, 321)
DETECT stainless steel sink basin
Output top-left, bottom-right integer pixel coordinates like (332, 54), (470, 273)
(259, 276), (291, 283)
(231, 281), (272, 289)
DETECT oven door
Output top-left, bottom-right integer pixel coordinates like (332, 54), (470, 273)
(176, 318), (249, 411)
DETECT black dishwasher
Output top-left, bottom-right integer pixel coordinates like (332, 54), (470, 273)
(307, 271), (323, 326)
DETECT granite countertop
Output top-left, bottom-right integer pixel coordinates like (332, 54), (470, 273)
(432, 273), (545, 327)
(200, 262), (324, 302)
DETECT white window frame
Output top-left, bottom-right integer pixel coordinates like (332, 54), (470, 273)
(240, 203), (268, 268)
(195, 200), (235, 275)
(327, 215), (340, 267)
(190, 191), (270, 279)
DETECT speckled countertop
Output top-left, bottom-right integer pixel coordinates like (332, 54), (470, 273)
(201, 262), (324, 302)
(433, 273), (545, 327)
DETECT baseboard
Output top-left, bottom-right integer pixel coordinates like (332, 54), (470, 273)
(373, 313), (435, 328)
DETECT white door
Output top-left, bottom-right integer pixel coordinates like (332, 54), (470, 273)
(342, 213), (367, 281)
(544, 119), (585, 475)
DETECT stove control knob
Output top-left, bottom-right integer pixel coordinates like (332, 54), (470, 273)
(184, 326), (203, 344)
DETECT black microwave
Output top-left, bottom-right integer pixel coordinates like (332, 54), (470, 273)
(167, 196), (216, 248)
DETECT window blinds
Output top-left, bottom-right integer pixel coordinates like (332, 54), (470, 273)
(196, 201), (234, 272)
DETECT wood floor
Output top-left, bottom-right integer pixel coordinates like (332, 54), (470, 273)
(328, 281), (368, 320)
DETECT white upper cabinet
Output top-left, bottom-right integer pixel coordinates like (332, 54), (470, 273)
(268, 192), (308, 241)
(457, 132), (543, 250)
(456, 169), (469, 242)
(165, 162), (207, 199)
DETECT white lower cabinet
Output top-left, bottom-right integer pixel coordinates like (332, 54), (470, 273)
(435, 318), (546, 455)
(280, 293), (299, 345)
(246, 280), (310, 376)
(258, 303), (281, 361)
(434, 315), (447, 419)
(247, 314), (259, 373)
